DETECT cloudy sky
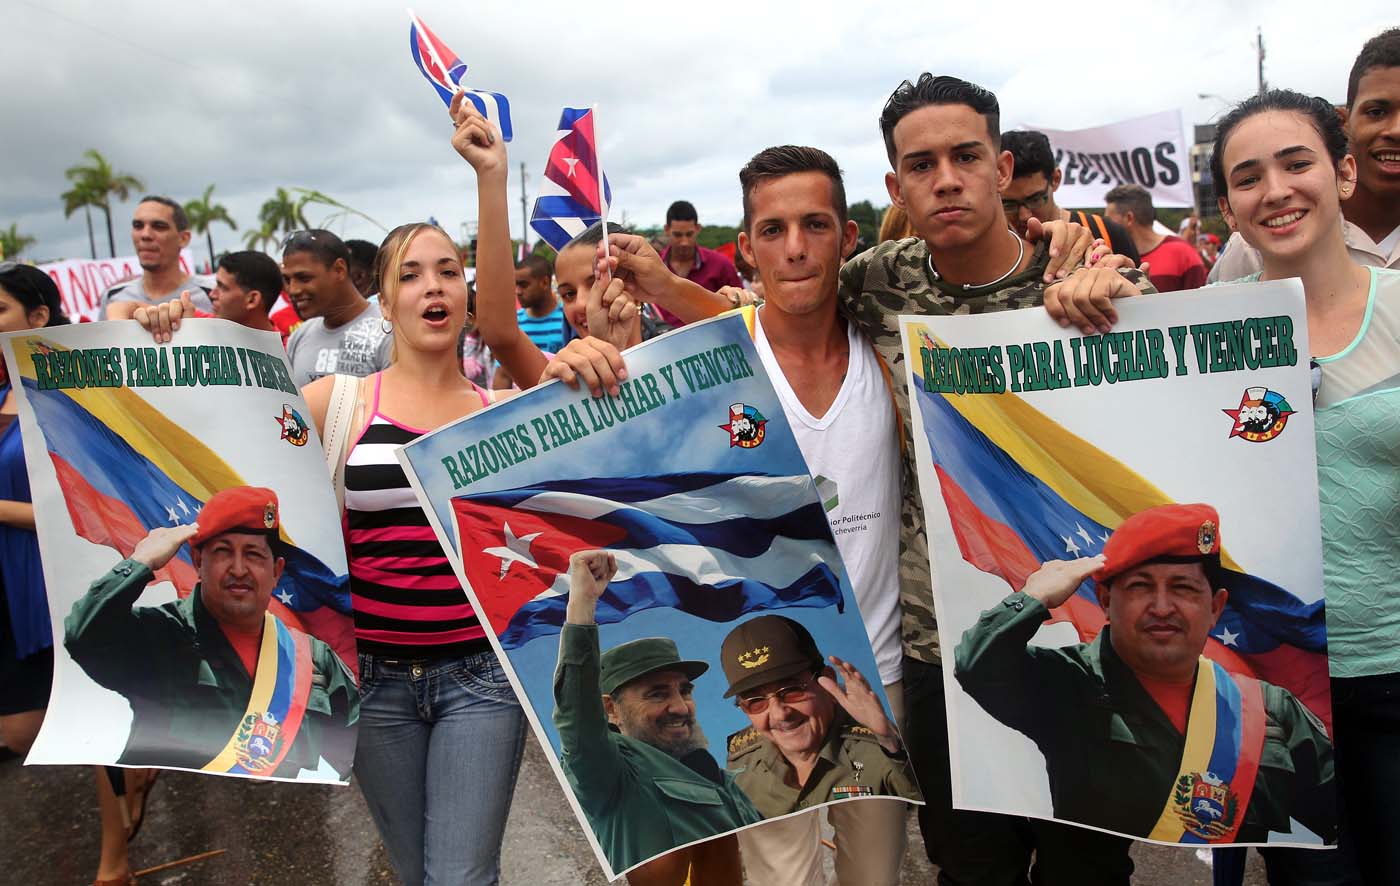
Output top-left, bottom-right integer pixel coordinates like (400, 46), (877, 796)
(3, 0), (1392, 264)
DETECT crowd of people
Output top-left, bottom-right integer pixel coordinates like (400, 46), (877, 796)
(2, 22), (1398, 886)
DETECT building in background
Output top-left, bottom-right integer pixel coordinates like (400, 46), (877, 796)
(1190, 123), (1219, 220)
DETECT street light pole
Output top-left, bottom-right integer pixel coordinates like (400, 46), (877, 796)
(519, 162), (529, 256)
(1256, 27), (1267, 95)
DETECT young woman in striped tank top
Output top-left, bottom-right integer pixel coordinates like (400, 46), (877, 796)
(301, 214), (527, 885)
(301, 104), (639, 885)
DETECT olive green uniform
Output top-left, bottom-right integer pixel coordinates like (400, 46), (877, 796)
(725, 708), (920, 817)
(953, 593), (1337, 842)
(553, 624), (762, 874)
(64, 559), (359, 777)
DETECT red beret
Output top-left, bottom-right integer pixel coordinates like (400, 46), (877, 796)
(1095, 503), (1220, 587)
(192, 486), (280, 548)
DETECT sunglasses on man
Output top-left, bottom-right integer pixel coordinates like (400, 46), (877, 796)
(735, 674), (819, 715)
(280, 230), (323, 252)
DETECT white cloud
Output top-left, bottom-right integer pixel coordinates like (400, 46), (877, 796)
(2, 0), (1393, 262)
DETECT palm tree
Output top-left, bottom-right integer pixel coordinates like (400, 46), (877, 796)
(0, 223), (37, 261)
(246, 187), (386, 254)
(184, 185), (238, 270)
(242, 223), (280, 253)
(257, 187), (310, 238)
(64, 149), (144, 258)
(293, 188), (387, 234)
(61, 179), (101, 259)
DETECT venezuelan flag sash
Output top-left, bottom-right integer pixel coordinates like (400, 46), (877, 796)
(202, 613), (314, 777)
(1148, 658), (1265, 843)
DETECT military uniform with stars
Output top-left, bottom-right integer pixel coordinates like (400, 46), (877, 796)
(953, 504), (1337, 842)
(719, 615), (919, 817)
(727, 707), (919, 817)
(64, 487), (359, 776)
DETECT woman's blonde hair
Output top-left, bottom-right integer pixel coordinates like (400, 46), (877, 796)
(374, 222), (462, 363)
(878, 205), (915, 242)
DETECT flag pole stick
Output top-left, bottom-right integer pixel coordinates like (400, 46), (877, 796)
(591, 104), (612, 283)
(133, 849), (227, 877)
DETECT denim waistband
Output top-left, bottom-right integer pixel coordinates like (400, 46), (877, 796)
(359, 650), (497, 680)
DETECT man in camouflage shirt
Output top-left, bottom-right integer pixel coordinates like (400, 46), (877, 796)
(837, 74), (1149, 885)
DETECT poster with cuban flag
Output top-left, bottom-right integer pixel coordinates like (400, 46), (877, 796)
(399, 312), (921, 880)
(1, 320), (358, 783)
(900, 280), (1337, 848)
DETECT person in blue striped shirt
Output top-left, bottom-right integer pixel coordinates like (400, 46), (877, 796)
(514, 254), (565, 354)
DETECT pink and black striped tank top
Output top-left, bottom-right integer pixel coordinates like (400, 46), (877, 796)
(344, 375), (491, 658)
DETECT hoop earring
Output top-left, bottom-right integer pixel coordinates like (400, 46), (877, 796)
(380, 318), (393, 335)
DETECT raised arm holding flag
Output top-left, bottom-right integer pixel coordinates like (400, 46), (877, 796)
(450, 95), (637, 393)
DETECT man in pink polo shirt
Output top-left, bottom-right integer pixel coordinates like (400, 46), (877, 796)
(658, 201), (743, 326)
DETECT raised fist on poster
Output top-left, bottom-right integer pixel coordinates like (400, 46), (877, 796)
(566, 550), (617, 625)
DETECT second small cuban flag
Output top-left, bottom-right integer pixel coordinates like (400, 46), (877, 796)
(529, 108), (613, 250)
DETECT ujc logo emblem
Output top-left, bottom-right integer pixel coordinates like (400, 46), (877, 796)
(1222, 387), (1294, 443)
(721, 403), (767, 449)
(276, 404), (311, 447)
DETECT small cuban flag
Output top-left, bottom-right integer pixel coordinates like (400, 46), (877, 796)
(406, 9), (514, 142)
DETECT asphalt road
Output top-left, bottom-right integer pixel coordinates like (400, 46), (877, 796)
(0, 741), (1268, 884)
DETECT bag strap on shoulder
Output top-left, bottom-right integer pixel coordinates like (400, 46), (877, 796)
(321, 373), (363, 512)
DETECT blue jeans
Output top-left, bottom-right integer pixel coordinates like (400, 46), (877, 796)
(354, 651), (526, 886)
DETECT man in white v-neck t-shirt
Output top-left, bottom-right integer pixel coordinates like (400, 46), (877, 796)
(728, 146), (909, 886)
(752, 313), (903, 690)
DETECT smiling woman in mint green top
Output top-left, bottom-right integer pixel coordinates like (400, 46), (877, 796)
(1311, 267), (1400, 677)
(1238, 266), (1400, 675)
(1211, 87), (1400, 883)
(1215, 102), (1400, 679)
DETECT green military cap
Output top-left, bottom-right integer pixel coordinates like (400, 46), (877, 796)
(720, 615), (823, 699)
(599, 637), (709, 696)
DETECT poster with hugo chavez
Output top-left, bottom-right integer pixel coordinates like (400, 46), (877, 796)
(2, 319), (357, 784)
(399, 312), (922, 880)
(899, 279), (1336, 848)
